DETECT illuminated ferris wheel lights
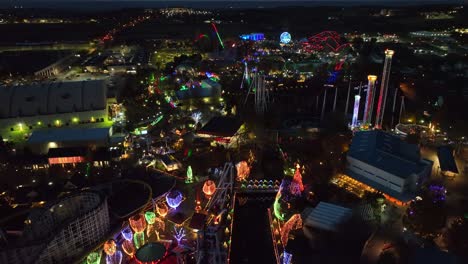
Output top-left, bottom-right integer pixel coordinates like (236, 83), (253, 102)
(280, 32), (292, 44)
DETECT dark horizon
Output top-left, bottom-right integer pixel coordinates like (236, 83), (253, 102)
(1, 0), (464, 10)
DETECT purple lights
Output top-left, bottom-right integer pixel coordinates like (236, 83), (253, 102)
(166, 190), (183, 209)
(352, 95), (361, 127)
(121, 227), (133, 241)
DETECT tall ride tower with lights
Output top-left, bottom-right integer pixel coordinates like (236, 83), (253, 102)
(363, 75), (377, 125)
(351, 95), (361, 128)
(375, 49), (394, 129)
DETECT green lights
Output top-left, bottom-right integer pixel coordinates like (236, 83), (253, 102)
(37, 121), (42, 126)
(72, 117), (79, 123)
(186, 165), (193, 184)
(145, 211), (156, 224)
(55, 120), (61, 126)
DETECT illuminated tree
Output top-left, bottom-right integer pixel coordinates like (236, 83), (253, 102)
(403, 183), (447, 236)
(236, 161), (251, 181)
(273, 177), (303, 221)
(185, 165), (193, 184)
(191, 111), (202, 125)
(289, 166), (304, 195)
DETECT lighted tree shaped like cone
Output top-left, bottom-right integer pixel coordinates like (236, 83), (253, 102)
(121, 227), (136, 257)
(185, 165), (193, 184)
(156, 202), (168, 217)
(236, 161), (251, 181)
(129, 214), (147, 249)
(87, 251), (102, 264)
(289, 165), (304, 195)
(104, 240), (122, 264)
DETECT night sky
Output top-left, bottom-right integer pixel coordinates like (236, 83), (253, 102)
(7, 0), (461, 2)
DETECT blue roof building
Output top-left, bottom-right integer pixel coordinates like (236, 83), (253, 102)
(346, 130), (433, 202)
(27, 127), (111, 154)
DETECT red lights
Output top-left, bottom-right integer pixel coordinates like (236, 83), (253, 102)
(48, 156), (86, 165)
(302, 31), (350, 53)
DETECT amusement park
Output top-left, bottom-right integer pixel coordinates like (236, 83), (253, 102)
(1, 4), (467, 264)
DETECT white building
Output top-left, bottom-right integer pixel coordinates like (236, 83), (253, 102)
(346, 130), (433, 202)
(0, 80), (114, 141)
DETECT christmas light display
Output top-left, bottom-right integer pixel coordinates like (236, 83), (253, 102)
(86, 252), (102, 264)
(302, 31), (350, 53)
(203, 180), (217, 196)
(236, 161), (251, 181)
(156, 202), (169, 217)
(166, 190), (183, 209)
(106, 251), (122, 264)
(191, 112), (202, 125)
(273, 166), (304, 221)
(121, 226), (133, 241)
(145, 211), (156, 239)
(283, 251), (293, 264)
(122, 240), (136, 257)
(129, 214), (147, 249)
(186, 165), (193, 184)
(129, 214), (147, 234)
(280, 214), (302, 246)
(103, 240), (117, 256)
(173, 227), (186, 244)
(290, 165), (304, 195)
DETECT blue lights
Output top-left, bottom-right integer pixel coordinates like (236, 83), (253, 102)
(280, 32), (292, 44)
(121, 227), (133, 241)
(166, 190), (183, 209)
(239, 33), (265, 41)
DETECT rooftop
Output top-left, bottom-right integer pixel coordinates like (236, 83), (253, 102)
(0, 80), (107, 119)
(303, 202), (352, 232)
(437, 146), (459, 174)
(198, 116), (243, 137)
(348, 130), (428, 179)
(28, 127), (110, 144)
